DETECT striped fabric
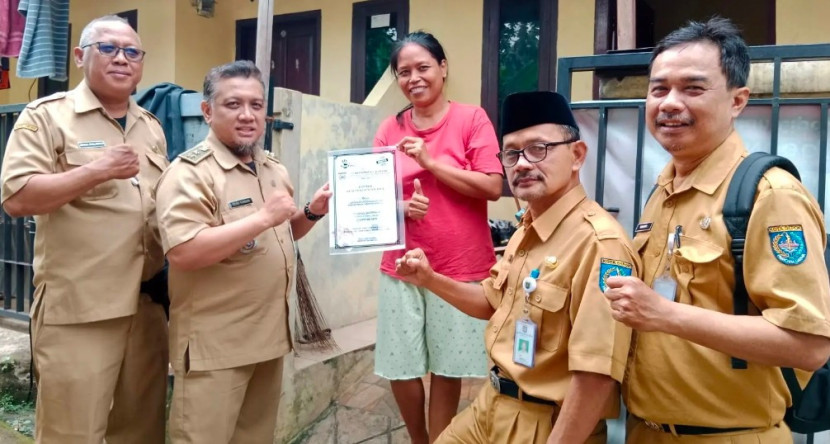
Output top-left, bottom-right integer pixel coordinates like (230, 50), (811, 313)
(16, 0), (69, 81)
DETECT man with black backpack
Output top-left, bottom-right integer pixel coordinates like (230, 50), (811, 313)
(602, 17), (830, 443)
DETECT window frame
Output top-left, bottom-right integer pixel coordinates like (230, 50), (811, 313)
(350, 0), (409, 104)
(480, 0), (558, 126)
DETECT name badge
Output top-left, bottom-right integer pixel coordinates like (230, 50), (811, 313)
(78, 140), (106, 149)
(635, 222), (653, 233)
(229, 197), (253, 209)
(513, 318), (537, 368)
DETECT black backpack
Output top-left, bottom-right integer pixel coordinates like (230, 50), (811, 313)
(723, 151), (830, 435)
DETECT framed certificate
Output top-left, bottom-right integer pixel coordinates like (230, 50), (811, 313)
(327, 147), (406, 255)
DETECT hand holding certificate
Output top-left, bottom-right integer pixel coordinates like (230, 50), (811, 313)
(327, 147), (405, 254)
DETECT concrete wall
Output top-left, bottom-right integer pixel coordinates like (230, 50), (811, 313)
(558, 0), (596, 103)
(0, 0), (596, 106)
(3, 0), (830, 107)
(174, 0), (486, 106)
(274, 88), (386, 330)
(776, 0), (830, 44)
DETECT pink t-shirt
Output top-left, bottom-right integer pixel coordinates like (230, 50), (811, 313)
(377, 102), (503, 281)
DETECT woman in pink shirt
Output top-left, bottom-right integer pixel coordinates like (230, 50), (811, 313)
(373, 31), (503, 443)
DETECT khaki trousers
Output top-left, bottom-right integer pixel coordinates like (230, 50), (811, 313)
(169, 357), (284, 444)
(32, 293), (169, 444)
(626, 415), (793, 443)
(436, 383), (606, 444)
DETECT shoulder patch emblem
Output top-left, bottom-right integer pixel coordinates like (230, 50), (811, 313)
(13, 123), (37, 132)
(768, 225), (807, 265)
(178, 146), (212, 164)
(599, 258), (633, 292)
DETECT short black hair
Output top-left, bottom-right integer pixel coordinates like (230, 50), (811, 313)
(651, 16), (750, 89)
(203, 60), (264, 103)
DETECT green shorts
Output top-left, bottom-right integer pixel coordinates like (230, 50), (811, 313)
(374, 273), (488, 380)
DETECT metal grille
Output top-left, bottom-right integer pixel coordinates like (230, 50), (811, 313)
(0, 103), (34, 321)
(556, 44), (830, 234)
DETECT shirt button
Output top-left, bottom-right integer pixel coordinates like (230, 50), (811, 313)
(506, 288), (514, 296)
(535, 295), (542, 302)
(492, 326), (498, 332)
(587, 211), (595, 216)
(665, 200), (674, 207)
(517, 250), (526, 257)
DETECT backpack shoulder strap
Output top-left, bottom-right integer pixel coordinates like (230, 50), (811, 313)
(722, 152), (801, 369)
(781, 367), (804, 407)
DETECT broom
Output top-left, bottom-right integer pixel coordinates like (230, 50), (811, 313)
(295, 250), (339, 352)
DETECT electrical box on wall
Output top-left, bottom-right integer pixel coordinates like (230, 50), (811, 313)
(193, 0), (215, 18)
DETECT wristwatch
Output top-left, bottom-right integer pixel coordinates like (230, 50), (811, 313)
(304, 202), (325, 221)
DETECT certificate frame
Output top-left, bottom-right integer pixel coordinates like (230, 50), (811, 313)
(327, 146), (406, 255)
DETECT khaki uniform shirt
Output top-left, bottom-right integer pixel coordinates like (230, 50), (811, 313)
(482, 185), (639, 418)
(625, 131), (830, 427)
(0, 80), (168, 325)
(155, 131), (295, 372)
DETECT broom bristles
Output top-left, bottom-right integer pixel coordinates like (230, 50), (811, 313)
(296, 251), (339, 352)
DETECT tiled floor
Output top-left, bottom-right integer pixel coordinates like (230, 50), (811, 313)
(296, 368), (486, 443)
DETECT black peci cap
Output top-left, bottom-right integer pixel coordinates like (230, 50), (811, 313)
(500, 91), (578, 137)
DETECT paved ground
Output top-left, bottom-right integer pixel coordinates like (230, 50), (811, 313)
(0, 422), (31, 444)
(296, 372), (485, 443)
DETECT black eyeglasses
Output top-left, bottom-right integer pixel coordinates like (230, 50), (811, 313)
(497, 139), (578, 167)
(82, 42), (146, 62)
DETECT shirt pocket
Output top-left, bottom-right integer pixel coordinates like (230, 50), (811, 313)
(633, 231), (650, 255)
(145, 150), (167, 173)
(672, 235), (724, 308)
(61, 147), (118, 200)
(220, 205), (269, 261)
(527, 280), (569, 353)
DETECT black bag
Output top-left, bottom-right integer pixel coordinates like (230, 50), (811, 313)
(140, 263), (169, 319)
(489, 219), (517, 247)
(723, 151), (830, 434)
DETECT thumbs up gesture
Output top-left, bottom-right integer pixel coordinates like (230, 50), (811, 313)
(406, 178), (430, 220)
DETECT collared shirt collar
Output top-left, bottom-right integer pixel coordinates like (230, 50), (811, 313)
(205, 130), (265, 172)
(656, 130), (747, 195)
(523, 184), (588, 243)
(73, 79), (143, 122)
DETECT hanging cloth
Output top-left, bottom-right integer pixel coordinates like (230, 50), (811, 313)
(0, 0), (24, 57)
(16, 0), (69, 81)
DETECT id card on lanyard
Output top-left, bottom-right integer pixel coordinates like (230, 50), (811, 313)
(513, 269), (539, 368)
(653, 226), (681, 301)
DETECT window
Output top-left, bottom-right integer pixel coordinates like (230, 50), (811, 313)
(350, 0), (409, 103)
(481, 0), (557, 127)
(595, 0), (775, 53)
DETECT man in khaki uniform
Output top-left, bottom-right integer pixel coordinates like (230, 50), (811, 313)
(395, 91), (640, 443)
(154, 60), (331, 444)
(0, 15), (169, 444)
(604, 18), (830, 443)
